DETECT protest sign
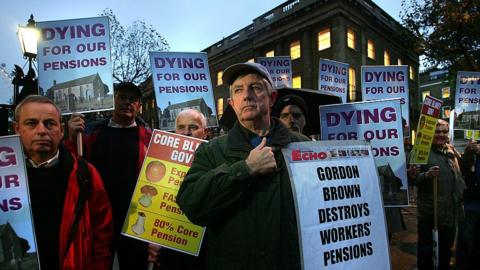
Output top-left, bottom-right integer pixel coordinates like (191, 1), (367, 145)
(319, 99), (409, 206)
(361, 65), (410, 137)
(410, 95), (443, 164)
(258, 56), (292, 88)
(37, 17), (113, 114)
(122, 130), (206, 255)
(0, 135), (39, 269)
(150, 52), (217, 131)
(454, 71), (480, 130)
(318, 59), (348, 103)
(283, 140), (390, 270)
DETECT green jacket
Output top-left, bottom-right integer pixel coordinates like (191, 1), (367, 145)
(177, 118), (309, 270)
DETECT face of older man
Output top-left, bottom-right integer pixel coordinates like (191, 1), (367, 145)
(279, 104), (306, 133)
(433, 122), (449, 147)
(14, 102), (64, 163)
(113, 88), (142, 125)
(175, 110), (207, 139)
(228, 73), (277, 124)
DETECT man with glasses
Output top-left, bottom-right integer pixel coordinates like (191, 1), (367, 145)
(65, 82), (152, 269)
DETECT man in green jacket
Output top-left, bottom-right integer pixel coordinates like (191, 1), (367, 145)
(177, 62), (309, 269)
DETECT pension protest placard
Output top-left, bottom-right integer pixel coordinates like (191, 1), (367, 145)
(149, 52), (217, 131)
(37, 17), (113, 114)
(319, 99), (409, 206)
(283, 140), (390, 270)
(122, 130), (206, 256)
(318, 59), (348, 103)
(410, 96), (443, 164)
(0, 135), (39, 268)
(454, 71), (480, 130)
(361, 65), (410, 137)
(258, 56), (292, 88)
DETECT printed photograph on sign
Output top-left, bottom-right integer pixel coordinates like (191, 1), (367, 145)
(150, 52), (217, 131)
(0, 135), (40, 269)
(319, 99), (409, 206)
(454, 71), (480, 130)
(318, 58), (349, 103)
(258, 56), (292, 88)
(282, 140), (390, 270)
(37, 17), (114, 114)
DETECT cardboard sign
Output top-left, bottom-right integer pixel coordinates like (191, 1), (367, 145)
(454, 71), (480, 130)
(37, 17), (114, 114)
(318, 59), (349, 103)
(361, 65), (410, 137)
(283, 140), (390, 270)
(122, 130), (206, 256)
(258, 56), (292, 88)
(410, 95), (443, 164)
(0, 135), (39, 268)
(149, 52), (217, 130)
(319, 99), (409, 206)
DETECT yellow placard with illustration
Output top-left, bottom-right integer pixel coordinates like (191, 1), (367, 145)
(122, 130), (206, 256)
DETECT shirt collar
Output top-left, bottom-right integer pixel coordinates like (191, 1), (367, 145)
(27, 150), (60, 168)
(108, 118), (137, 128)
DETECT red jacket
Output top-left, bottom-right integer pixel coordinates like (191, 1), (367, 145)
(59, 153), (113, 270)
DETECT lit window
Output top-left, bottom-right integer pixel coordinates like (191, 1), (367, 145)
(442, 87), (450, 99)
(265, 50), (274, 57)
(347, 28), (355, 49)
(384, 50), (390, 65)
(247, 58), (255, 63)
(398, 58), (403, 65)
(217, 98), (224, 116)
(409, 66), (415, 80)
(422, 91), (430, 101)
(367, 40), (375, 60)
(318, 28), (331, 51)
(292, 76), (302, 88)
(217, 71), (223, 86)
(349, 67), (356, 101)
(290, 40), (301, 60)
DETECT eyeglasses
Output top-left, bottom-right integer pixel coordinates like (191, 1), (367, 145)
(116, 94), (140, 103)
(435, 130), (449, 134)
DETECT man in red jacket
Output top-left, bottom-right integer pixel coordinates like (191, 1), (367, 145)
(14, 95), (113, 270)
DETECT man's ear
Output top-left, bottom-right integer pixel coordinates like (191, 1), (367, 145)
(228, 97), (233, 107)
(13, 122), (19, 134)
(269, 90), (278, 107)
(61, 122), (65, 137)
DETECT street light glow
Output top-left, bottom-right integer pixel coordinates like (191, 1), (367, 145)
(17, 25), (40, 59)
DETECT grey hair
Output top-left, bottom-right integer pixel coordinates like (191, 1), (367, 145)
(15, 95), (61, 121)
(228, 73), (274, 98)
(175, 109), (207, 128)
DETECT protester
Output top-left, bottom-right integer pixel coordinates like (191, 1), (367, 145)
(65, 82), (152, 269)
(272, 94), (308, 134)
(411, 119), (465, 270)
(456, 140), (480, 270)
(147, 108), (208, 270)
(176, 62), (309, 269)
(14, 95), (113, 270)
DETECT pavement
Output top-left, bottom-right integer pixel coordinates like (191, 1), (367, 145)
(389, 207), (419, 270)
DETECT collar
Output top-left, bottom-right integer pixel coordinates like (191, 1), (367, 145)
(108, 118), (137, 128)
(27, 150), (60, 168)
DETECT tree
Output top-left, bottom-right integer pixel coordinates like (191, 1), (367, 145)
(100, 9), (170, 84)
(401, 0), (480, 72)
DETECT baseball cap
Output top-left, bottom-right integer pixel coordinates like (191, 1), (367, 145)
(272, 94), (308, 119)
(114, 81), (142, 97)
(222, 62), (273, 86)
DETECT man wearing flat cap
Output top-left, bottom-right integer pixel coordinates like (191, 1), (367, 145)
(273, 94), (308, 134)
(177, 62), (309, 269)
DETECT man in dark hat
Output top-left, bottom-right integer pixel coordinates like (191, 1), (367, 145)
(65, 81), (152, 269)
(177, 62), (309, 269)
(272, 94), (308, 134)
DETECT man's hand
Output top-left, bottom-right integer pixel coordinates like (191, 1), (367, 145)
(68, 113), (85, 141)
(426, 166), (440, 179)
(246, 137), (277, 176)
(147, 243), (162, 267)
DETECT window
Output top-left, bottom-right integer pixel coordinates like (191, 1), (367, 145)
(347, 28), (355, 49)
(292, 76), (302, 88)
(290, 40), (301, 60)
(217, 98), (224, 116)
(384, 50), (390, 65)
(442, 87), (450, 99)
(397, 58), (403, 65)
(348, 67), (357, 101)
(247, 58), (255, 63)
(318, 28), (331, 51)
(409, 65), (415, 80)
(265, 50), (274, 57)
(217, 71), (223, 86)
(422, 91), (430, 101)
(367, 39), (375, 60)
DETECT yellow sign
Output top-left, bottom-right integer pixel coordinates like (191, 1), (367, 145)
(122, 130), (206, 256)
